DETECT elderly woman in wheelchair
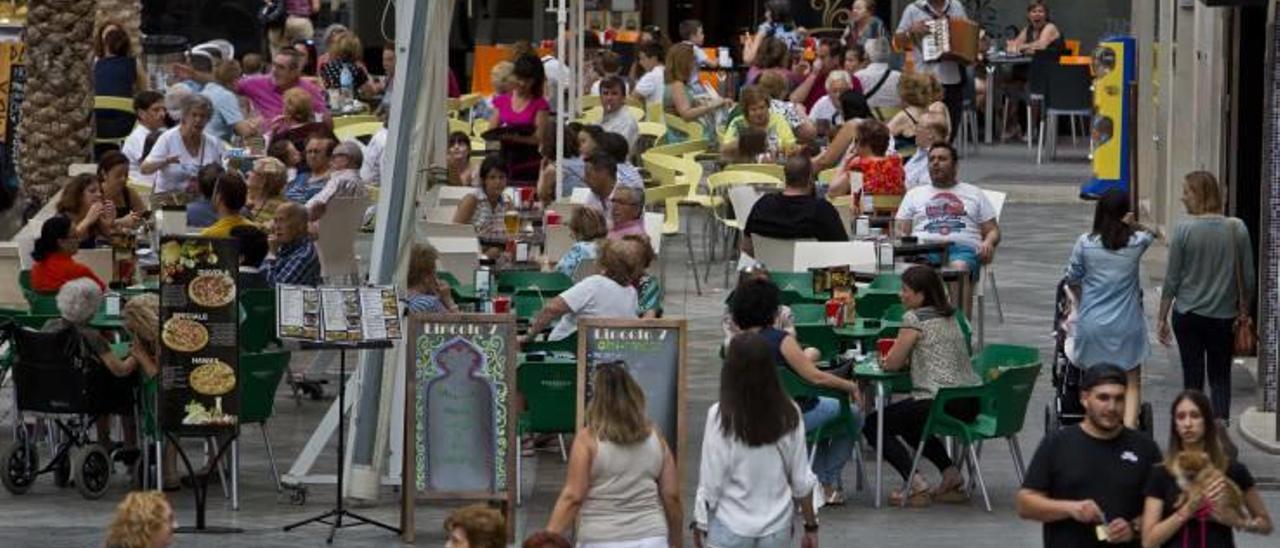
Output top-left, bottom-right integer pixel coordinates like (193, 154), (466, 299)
(41, 278), (143, 455)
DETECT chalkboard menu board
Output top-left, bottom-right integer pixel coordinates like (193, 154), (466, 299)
(400, 313), (516, 541)
(576, 318), (688, 467)
(157, 236), (240, 435)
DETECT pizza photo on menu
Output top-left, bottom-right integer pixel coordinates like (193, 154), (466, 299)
(188, 272), (236, 308)
(189, 359), (235, 396)
(163, 316), (209, 353)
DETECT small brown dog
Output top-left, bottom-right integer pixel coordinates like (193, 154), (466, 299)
(1171, 450), (1248, 523)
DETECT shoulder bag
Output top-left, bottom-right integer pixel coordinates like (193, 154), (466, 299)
(1230, 220), (1256, 356)
(260, 0), (287, 27)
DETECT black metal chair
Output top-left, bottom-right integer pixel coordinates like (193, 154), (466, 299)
(1037, 63), (1092, 164)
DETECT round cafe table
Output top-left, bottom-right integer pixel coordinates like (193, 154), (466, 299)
(853, 359), (911, 508)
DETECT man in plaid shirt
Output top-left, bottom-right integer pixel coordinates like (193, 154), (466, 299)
(265, 202), (322, 286)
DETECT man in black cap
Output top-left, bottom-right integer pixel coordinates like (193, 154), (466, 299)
(1017, 364), (1161, 547)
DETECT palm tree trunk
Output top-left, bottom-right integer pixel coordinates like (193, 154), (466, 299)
(19, 0), (96, 205)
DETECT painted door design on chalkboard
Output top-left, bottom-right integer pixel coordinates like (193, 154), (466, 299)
(415, 334), (509, 493)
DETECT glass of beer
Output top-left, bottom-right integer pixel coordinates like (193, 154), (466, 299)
(503, 211), (519, 234)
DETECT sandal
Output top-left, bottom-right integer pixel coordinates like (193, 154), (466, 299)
(932, 477), (969, 504)
(888, 485), (932, 507)
(824, 487), (847, 506)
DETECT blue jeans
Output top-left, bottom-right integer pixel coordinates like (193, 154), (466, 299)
(927, 243), (982, 281)
(707, 515), (791, 548)
(801, 396), (859, 488)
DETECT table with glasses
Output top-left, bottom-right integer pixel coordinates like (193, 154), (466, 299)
(983, 53), (1032, 145)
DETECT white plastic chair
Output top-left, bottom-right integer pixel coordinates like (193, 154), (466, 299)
(435, 186), (475, 207)
(722, 185), (765, 285)
(793, 241), (877, 271)
(315, 197), (368, 283)
(643, 212), (664, 255)
(78, 248), (116, 285)
(975, 189), (1007, 349)
(0, 243), (27, 309)
(751, 235), (806, 272)
(543, 225), (574, 262)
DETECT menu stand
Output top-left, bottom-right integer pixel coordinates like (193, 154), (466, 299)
(283, 340), (399, 544)
(170, 432), (241, 534)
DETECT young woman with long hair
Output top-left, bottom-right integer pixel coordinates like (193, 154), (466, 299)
(1142, 390), (1272, 545)
(693, 333), (818, 548)
(1065, 190), (1155, 428)
(546, 362), (682, 547)
(866, 265), (981, 507)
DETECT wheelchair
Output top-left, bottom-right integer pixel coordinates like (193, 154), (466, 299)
(1, 321), (135, 499)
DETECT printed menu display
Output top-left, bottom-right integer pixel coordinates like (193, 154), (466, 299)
(276, 285), (403, 343)
(157, 237), (240, 435)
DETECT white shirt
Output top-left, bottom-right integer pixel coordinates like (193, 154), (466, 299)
(549, 274), (638, 341)
(360, 127), (388, 185)
(895, 181), (996, 250)
(855, 63), (903, 108)
(904, 149), (931, 190)
(541, 55), (571, 112)
(634, 66), (665, 110)
(305, 168), (367, 214)
(589, 79), (630, 96)
(807, 95), (841, 126)
(693, 403), (816, 537)
(144, 126), (226, 195)
(600, 108), (639, 150)
(121, 124), (157, 186)
(896, 0), (968, 85)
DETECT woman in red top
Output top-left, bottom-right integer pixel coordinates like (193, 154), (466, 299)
(845, 119), (904, 214)
(30, 215), (106, 293)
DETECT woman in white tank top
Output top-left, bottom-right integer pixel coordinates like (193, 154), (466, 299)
(546, 362), (682, 547)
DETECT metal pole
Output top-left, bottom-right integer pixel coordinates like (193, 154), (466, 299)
(555, 0), (567, 199)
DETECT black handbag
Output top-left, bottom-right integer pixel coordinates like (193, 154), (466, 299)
(260, 0), (287, 27)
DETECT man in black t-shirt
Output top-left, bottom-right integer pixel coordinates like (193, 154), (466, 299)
(1017, 364), (1162, 547)
(741, 156), (848, 261)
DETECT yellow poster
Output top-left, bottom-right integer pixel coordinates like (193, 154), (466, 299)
(0, 41), (26, 137)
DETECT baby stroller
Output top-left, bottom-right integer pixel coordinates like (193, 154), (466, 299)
(1, 321), (134, 499)
(1045, 279), (1152, 437)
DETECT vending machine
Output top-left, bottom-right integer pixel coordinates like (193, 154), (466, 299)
(1080, 36), (1135, 199)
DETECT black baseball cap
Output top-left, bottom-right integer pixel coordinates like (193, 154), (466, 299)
(1080, 364), (1128, 391)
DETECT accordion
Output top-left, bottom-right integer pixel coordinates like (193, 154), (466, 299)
(920, 18), (980, 64)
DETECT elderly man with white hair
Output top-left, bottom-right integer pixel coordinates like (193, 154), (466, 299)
(855, 38), (902, 109)
(606, 186), (647, 240)
(306, 140), (369, 221)
(808, 70), (854, 128)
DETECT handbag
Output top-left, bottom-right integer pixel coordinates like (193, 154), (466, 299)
(1230, 220), (1256, 357)
(259, 0), (287, 27)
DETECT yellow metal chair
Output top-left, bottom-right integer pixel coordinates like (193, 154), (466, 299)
(471, 118), (492, 137)
(94, 96), (135, 148)
(645, 102), (665, 125)
(664, 115), (705, 141)
(725, 163), (785, 181)
(647, 139), (710, 160)
(637, 122), (667, 143)
(333, 115), (378, 130)
(580, 106), (604, 124)
(644, 182), (702, 295)
(625, 105), (645, 122)
(336, 122), (383, 143)
(817, 167), (839, 186)
(579, 95), (601, 110)
(447, 117), (470, 136)
(872, 106), (902, 124)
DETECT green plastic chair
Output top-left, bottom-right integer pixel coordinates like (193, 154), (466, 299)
(795, 324), (842, 363)
(868, 273), (902, 291)
(238, 289), (280, 353)
(524, 332), (578, 354)
(496, 271), (573, 295)
(882, 303), (906, 322)
(900, 363), (1042, 512)
(240, 349), (291, 491)
(969, 343), (1039, 382)
(776, 366), (864, 490)
(790, 303), (827, 325)
(515, 356), (578, 504)
(512, 293), (547, 321)
(855, 291), (900, 320)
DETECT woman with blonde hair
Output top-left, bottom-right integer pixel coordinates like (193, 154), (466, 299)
(404, 243), (458, 314)
(320, 33), (376, 98)
(887, 72), (949, 150)
(269, 87), (326, 154)
(546, 362), (682, 547)
(104, 490), (175, 548)
(663, 43), (731, 143)
(555, 206), (608, 277)
(245, 156), (289, 225)
(525, 238), (644, 343)
(1157, 172), (1255, 422)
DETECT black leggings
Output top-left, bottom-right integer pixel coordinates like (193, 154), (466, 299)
(863, 396), (979, 481)
(943, 80), (966, 144)
(1171, 310), (1235, 420)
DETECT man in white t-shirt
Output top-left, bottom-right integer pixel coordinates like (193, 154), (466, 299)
(598, 77), (639, 150)
(631, 41), (666, 112)
(895, 143), (1000, 289)
(121, 90), (167, 186)
(855, 39), (902, 109)
(522, 239), (641, 343)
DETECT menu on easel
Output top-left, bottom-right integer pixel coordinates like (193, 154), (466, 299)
(276, 285), (403, 343)
(157, 236), (240, 436)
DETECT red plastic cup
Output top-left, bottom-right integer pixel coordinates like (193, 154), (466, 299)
(493, 296), (511, 314)
(545, 210), (561, 226)
(824, 299), (843, 327)
(877, 338), (895, 357)
(519, 187), (535, 205)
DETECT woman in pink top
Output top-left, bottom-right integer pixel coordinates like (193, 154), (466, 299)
(487, 55), (550, 186)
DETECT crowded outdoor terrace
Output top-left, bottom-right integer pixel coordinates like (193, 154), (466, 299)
(0, 0), (1275, 547)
